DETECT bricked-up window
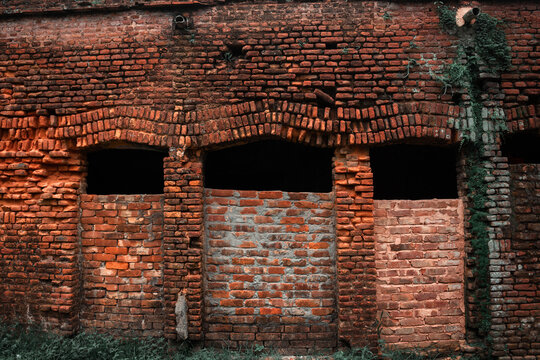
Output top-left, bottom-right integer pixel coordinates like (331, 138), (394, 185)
(371, 145), (457, 200)
(503, 131), (540, 164)
(86, 149), (166, 194)
(204, 140), (333, 192)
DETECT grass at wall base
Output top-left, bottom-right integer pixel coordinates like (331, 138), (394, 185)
(0, 322), (487, 360)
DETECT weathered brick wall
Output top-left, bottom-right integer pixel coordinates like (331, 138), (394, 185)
(0, 11), (174, 117)
(163, 150), (204, 340)
(0, 0), (539, 355)
(0, 140), (82, 334)
(492, 164), (539, 358)
(79, 194), (164, 336)
(374, 199), (465, 350)
(1, 2), (538, 118)
(204, 189), (336, 352)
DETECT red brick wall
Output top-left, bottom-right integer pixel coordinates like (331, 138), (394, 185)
(1, 2), (538, 117)
(0, 0), (539, 354)
(0, 11), (174, 117)
(374, 199), (465, 350)
(492, 164), (539, 358)
(79, 194), (164, 336)
(204, 189), (336, 352)
(0, 143), (82, 333)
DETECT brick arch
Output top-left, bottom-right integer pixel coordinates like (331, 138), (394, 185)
(52, 100), (464, 150)
(52, 107), (176, 149)
(190, 100), (463, 148)
(505, 104), (540, 133)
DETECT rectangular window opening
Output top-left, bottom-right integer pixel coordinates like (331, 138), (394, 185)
(86, 148), (166, 195)
(203, 140), (334, 193)
(371, 144), (458, 200)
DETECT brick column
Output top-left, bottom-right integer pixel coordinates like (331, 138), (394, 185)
(334, 146), (377, 348)
(457, 140), (514, 354)
(163, 147), (204, 341)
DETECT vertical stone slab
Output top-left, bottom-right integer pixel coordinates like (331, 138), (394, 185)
(334, 146), (377, 348)
(163, 147), (204, 341)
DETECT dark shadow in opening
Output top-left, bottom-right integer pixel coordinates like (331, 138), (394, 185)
(502, 130), (540, 164)
(371, 144), (458, 200)
(86, 148), (166, 195)
(204, 140), (333, 192)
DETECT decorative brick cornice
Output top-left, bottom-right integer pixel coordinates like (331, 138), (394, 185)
(53, 100), (466, 149)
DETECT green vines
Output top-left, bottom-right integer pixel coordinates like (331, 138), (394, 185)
(436, 2), (511, 352)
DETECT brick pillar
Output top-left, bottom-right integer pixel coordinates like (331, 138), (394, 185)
(457, 140), (513, 354)
(334, 146), (377, 348)
(163, 147), (204, 341)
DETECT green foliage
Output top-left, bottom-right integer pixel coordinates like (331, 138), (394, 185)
(403, 58), (418, 79)
(436, 2), (457, 34)
(433, 51), (470, 94)
(0, 323), (271, 360)
(0, 323), (173, 360)
(382, 12), (392, 21)
(473, 13), (511, 73)
(465, 148), (492, 337)
(222, 51), (235, 62)
(0, 323), (488, 360)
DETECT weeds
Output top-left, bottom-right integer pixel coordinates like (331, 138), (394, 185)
(0, 323), (477, 360)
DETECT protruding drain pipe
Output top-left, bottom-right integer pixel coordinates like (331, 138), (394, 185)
(456, 7), (480, 27)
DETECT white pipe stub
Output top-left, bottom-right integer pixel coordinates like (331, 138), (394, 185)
(456, 7), (480, 27)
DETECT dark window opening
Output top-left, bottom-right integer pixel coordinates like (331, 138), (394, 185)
(204, 140), (333, 192)
(371, 144), (457, 200)
(503, 131), (540, 164)
(86, 148), (166, 195)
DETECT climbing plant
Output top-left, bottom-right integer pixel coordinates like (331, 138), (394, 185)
(435, 2), (511, 355)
